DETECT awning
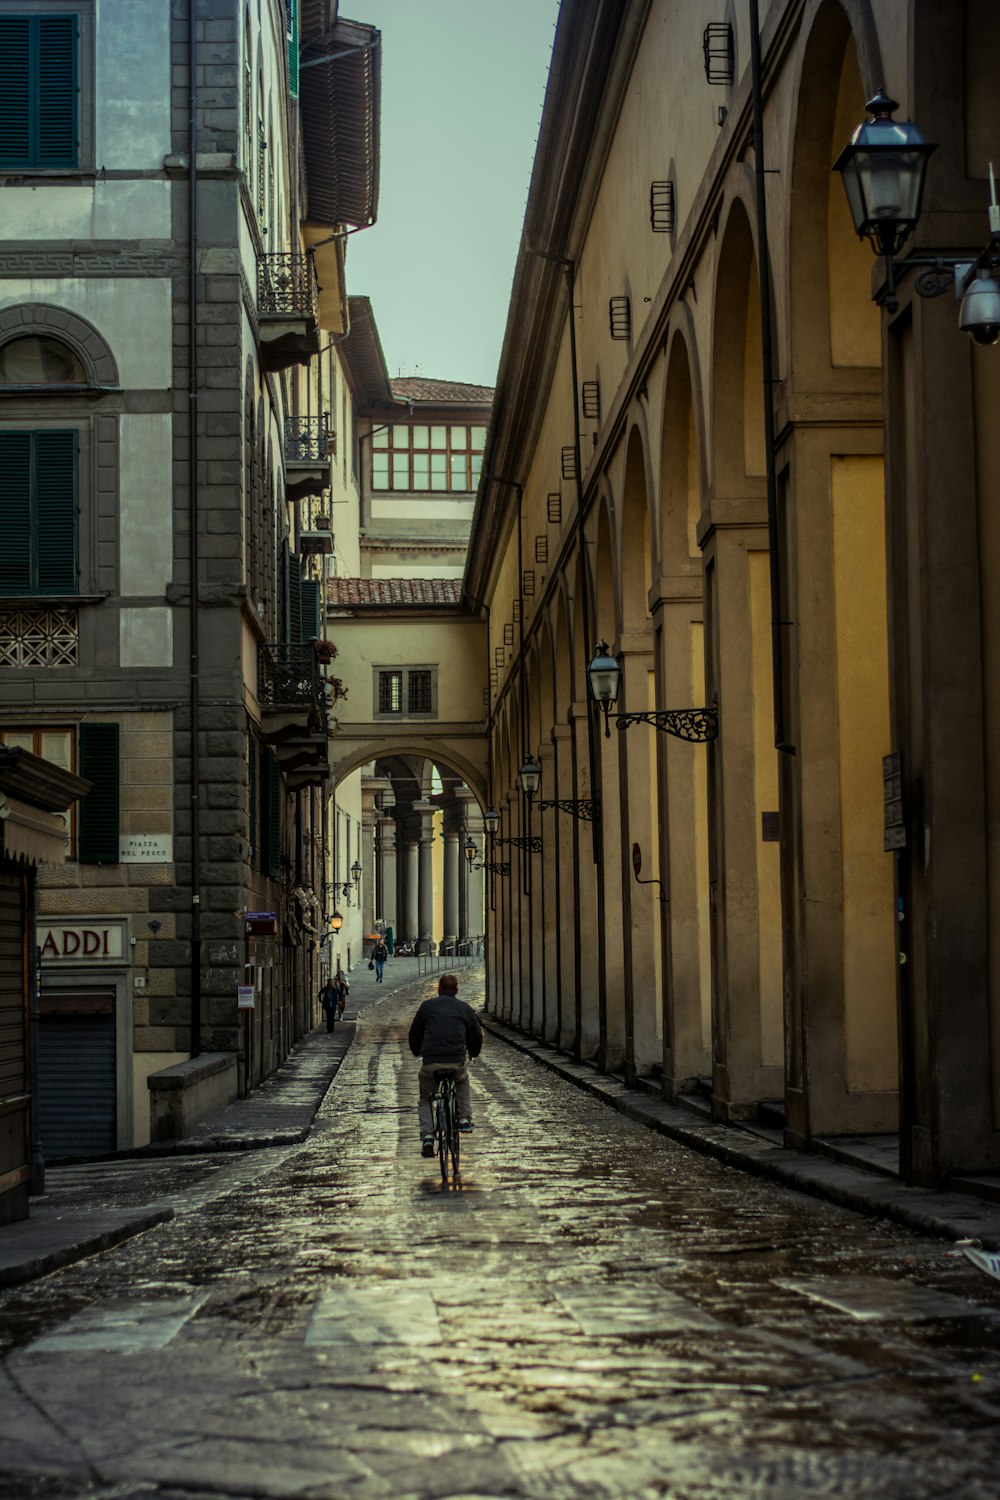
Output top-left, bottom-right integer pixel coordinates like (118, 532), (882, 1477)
(0, 794), (70, 865)
(300, 18), (381, 232)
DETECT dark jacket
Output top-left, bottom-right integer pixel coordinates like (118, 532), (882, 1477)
(408, 994), (482, 1063)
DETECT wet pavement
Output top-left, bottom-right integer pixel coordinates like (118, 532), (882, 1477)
(2, 969), (1000, 1498)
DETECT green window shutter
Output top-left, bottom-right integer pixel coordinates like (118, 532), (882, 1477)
(258, 743), (269, 873)
(35, 430), (78, 593)
(0, 16), (77, 170)
(37, 16), (77, 168)
(248, 737), (257, 867)
(0, 19), (32, 167)
(284, 543), (302, 644)
(78, 723), (120, 865)
(300, 578), (321, 639)
(267, 748), (281, 877)
(0, 432), (32, 594)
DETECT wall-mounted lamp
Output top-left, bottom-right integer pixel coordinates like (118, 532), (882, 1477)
(587, 641), (719, 742)
(834, 91), (1000, 336)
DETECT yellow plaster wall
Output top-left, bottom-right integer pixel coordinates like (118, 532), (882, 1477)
(748, 551), (783, 1067)
(828, 47), (881, 369)
(132, 1050), (186, 1149)
(830, 456), (896, 1093)
(332, 617), (487, 726)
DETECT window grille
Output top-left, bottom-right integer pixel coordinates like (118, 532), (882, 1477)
(257, 116), (267, 219)
(650, 180), (675, 233)
(609, 296), (631, 341)
(561, 447), (577, 480)
(547, 493), (561, 524)
(703, 23), (734, 84)
(378, 670), (402, 713)
(582, 381), (601, 420)
(408, 670), (432, 714)
(503, 623), (514, 646)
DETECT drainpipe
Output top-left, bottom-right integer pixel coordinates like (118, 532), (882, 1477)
(749, 0), (793, 755)
(188, 0), (202, 1055)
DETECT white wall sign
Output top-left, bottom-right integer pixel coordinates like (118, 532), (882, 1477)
(39, 921), (127, 963)
(237, 986), (256, 1010)
(119, 834), (173, 864)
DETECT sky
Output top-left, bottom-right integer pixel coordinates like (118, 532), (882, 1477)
(344, 0), (562, 390)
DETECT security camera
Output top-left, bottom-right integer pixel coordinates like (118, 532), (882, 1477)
(957, 264), (1000, 346)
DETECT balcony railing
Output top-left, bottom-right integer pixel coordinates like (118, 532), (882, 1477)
(285, 414), (330, 464)
(257, 253), (318, 319)
(258, 642), (323, 715)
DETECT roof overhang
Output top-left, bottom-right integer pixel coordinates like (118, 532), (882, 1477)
(300, 18), (381, 233)
(339, 295), (399, 409)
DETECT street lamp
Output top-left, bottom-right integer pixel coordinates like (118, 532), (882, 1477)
(329, 910), (343, 934)
(483, 806), (500, 839)
(350, 859), (362, 886)
(587, 640), (622, 737)
(832, 91), (935, 261)
(834, 92), (1000, 333)
(518, 754), (541, 803)
(464, 837), (477, 867)
(587, 640), (719, 742)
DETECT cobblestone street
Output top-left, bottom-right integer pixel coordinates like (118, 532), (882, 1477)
(2, 972), (1000, 1499)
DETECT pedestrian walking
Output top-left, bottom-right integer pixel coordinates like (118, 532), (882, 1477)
(408, 973), (482, 1157)
(333, 967), (349, 1018)
(371, 937), (388, 982)
(319, 977), (339, 1033)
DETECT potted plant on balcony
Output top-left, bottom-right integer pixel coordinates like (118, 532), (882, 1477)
(312, 638), (336, 666)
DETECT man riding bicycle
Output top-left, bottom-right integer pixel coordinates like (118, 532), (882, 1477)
(408, 973), (482, 1158)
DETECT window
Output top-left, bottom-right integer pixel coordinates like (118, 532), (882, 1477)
(378, 670), (402, 714)
(0, 725), (75, 852)
(0, 430), (78, 596)
(370, 424), (486, 493)
(0, 336), (85, 385)
(0, 13), (78, 170)
(374, 666), (436, 719)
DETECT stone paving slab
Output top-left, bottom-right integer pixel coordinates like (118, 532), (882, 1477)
(481, 1015), (1000, 1250)
(0, 1205), (174, 1289)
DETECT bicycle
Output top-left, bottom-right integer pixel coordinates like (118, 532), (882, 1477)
(430, 1068), (461, 1185)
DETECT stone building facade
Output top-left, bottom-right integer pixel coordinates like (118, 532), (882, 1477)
(0, 0), (377, 1151)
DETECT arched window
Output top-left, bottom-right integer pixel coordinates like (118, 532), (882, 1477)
(0, 335), (86, 386)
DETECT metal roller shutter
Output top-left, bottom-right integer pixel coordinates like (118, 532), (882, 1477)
(0, 870), (26, 1101)
(37, 988), (116, 1156)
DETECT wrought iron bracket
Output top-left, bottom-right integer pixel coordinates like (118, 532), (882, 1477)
(610, 706), (718, 742)
(537, 798), (599, 823)
(880, 246), (1000, 313)
(474, 860), (510, 876)
(496, 836), (543, 854)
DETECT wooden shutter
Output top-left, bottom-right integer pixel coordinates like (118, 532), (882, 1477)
(266, 748), (281, 877)
(35, 430), (77, 594)
(37, 16), (77, 168)
(0, 433), (32, 594)
(248, 738), (258, 868)
(284, 544), (302, 644)
(0, 16), (77, 170)
(300, 578), (321, 639)
(78, 724), (120, 865)
(0, 18), (32, 167)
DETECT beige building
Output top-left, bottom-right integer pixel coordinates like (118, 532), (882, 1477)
(463, 0), (1000, 1191)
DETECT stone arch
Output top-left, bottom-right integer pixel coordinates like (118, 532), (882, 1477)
(711, 189), (768, 499)
(330, 740), (487, 807)
(620, 422), (654, 635)
(661, 327), (704, 572)
(0, 303), (119, 387)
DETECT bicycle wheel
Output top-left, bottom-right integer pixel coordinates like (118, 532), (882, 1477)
(435, 1094), (448, 1184)
(446, 1083), (460, 1181)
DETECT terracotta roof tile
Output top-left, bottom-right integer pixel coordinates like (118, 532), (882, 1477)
(327, 577), (464, 608)
(390, 377), (494, 404)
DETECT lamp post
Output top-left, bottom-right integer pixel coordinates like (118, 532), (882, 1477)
(834, 91), (1000, 336)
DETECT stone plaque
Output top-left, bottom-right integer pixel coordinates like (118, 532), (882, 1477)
(119, 834), (173, 864)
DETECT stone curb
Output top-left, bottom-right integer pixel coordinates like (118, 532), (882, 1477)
(482, 1016), (1000, 1250)
(0, 1206), (174, 1289)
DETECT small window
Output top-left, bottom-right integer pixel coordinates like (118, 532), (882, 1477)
(378, 670), (402, 713)
(408, 670), (432, 714)
(0, 336), (86, 385)
(374, 666), (436, 719)
(0, 725), (76, 853)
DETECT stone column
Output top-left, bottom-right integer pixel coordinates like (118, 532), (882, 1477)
(443, 832), (459, 953)
(377, 815), (397, 932)
(403, 839), (419, 945)
(361, 809), (376, 939)
(413, 800), (436, 954)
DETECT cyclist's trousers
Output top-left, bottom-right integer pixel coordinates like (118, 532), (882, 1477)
(418, 1058), (471, 1136)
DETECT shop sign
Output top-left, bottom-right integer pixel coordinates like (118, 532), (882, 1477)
(120, 834), (173, 864)
(39, 920), (127, 963)
(246, 911), (277, 937)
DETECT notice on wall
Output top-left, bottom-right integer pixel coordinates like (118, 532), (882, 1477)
(237, 985), (256, 1010)
(120, 834), (173, 864)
